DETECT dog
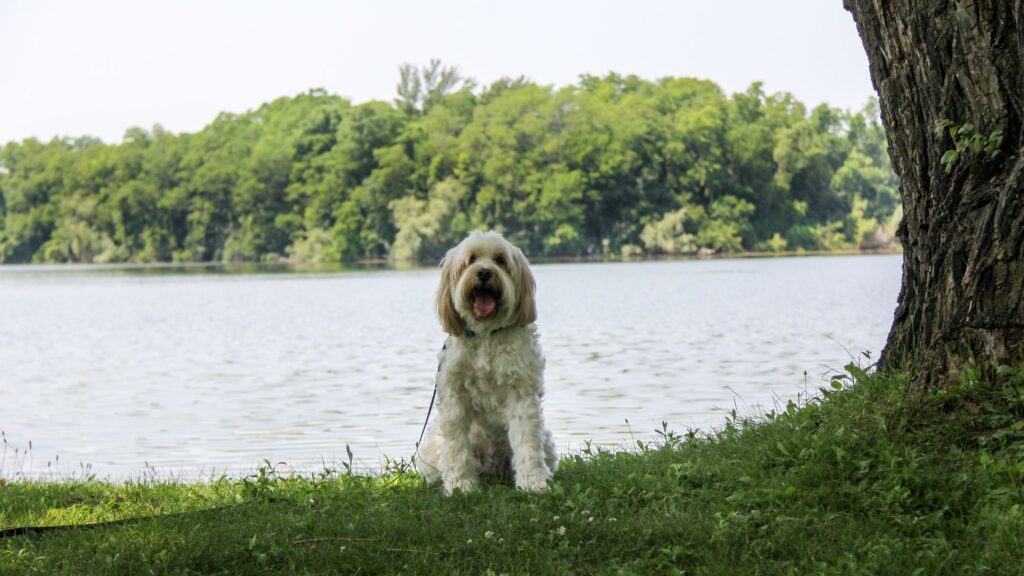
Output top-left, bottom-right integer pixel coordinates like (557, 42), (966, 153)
(417, 230), (558, 494)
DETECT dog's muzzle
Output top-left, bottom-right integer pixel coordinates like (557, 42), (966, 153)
(470, 283), (500, 318)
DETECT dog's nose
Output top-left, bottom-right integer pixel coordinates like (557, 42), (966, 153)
(477, 268), (492, 283)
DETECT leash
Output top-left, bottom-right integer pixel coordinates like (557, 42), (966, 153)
(412, 387), (437, 461)
(412, 341), (445, 461)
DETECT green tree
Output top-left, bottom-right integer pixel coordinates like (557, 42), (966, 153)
(0, 69), (899, 265)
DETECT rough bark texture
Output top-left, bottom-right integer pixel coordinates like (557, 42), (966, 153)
(845, 0), (1024, 378)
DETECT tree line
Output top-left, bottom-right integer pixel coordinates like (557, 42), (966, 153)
(0, 63), (899, 264)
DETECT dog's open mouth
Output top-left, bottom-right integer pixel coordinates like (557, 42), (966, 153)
(471, 286), (500, 318)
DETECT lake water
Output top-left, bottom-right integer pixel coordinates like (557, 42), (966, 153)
(0, 254), (902, 480)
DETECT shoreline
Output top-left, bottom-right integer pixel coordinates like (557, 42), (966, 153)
(0, 246), (903, 272)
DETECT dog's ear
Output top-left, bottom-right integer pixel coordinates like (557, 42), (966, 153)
(437, 247), (466, 335)
(511, 247), (537, 327)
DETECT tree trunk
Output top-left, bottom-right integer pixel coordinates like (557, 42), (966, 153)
(844, 0), (1024, 378)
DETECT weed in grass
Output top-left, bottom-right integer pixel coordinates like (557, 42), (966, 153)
(1, 431), (97, 484)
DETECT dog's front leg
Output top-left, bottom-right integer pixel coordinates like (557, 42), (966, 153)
(438, 395), (479, 495)
(506, 395), (552, 492)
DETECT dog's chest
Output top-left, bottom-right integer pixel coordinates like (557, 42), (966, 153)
(440, 334), (540, 410)
(450, 340), (514, 387)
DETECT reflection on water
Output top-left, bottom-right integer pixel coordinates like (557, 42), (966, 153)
(0, 255), (902, 479)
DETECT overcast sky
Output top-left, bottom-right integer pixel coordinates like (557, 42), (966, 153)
(0, 0), (875, 145)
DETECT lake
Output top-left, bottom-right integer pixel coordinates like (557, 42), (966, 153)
(0, 254), (902, 480)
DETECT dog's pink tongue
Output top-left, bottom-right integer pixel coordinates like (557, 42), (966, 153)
(474, 294), (497, 316)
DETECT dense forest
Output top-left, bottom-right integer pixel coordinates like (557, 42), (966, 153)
(0, 63), (899, 264)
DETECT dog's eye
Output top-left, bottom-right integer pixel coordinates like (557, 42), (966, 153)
(468, 254), (477, 264)
(495, 255), (507, 267)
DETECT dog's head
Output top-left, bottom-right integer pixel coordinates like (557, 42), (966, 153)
(436, 231), (536, 336)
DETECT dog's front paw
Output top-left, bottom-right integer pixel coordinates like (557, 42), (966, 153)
(516, 476), (550, 493)
(443, 477), (478, 496)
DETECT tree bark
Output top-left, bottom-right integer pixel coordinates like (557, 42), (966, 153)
(845, 0), (1024, 378)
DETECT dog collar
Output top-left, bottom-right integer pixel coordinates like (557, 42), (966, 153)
(463, 326), (505, 338)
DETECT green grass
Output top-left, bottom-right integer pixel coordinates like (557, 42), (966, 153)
(3, 364), (1024, 575)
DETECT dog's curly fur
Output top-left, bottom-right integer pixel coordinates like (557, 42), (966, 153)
(417, 231), (558, 494)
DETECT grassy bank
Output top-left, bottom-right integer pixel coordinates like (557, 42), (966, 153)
(2, 365), (1023, 575)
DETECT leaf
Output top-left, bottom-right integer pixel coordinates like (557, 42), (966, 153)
(969, 136), (983, 155)
(845, 362), (869, 382)
(987, 131), (1003, 157)
(941, 149), (959, 172)
(958, 123), (974, 135)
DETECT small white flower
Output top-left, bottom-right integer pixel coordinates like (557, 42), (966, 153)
(553, 516), (560, 521)
(557, 525), (566, 536)
(608, 517), (617, 523)
(588, 516), (595, 523)
(498, 538), (505, 543)
(484, 531), (494, 539)
(467, 538), (473, 544)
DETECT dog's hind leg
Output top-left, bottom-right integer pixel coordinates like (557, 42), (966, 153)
(416, 426), (443, 484)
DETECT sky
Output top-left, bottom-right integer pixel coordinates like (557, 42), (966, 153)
(0, 0), (875, 145)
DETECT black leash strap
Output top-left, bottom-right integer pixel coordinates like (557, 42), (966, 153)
(413, 341), (446, 460)
(413, 387), (437, 460)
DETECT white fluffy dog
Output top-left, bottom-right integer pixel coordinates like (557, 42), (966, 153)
(417, 230), (558, 494)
